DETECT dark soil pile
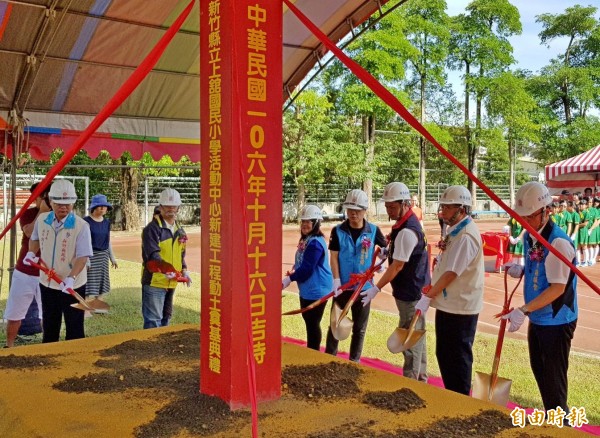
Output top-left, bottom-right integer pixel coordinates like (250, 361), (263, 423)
(0, 354), (59, 369)
(362, 388), (426, 413)
(282, 361), (362, 400)
(53, 329), (247, 437)
(308, 409), (514, 438)
(47, 329), (516, 438)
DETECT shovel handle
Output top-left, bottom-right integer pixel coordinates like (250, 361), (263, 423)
(336, 251), (386, 325)
(404, 309), (422, 340)
(283, 291), (334, 316)
(28, 260), (94, 312)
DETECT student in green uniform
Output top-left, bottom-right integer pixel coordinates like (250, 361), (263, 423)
(576, 199), (590, 267)
(557, 201), (568, 233)
(506, 217), (525, 266)
(587, 197), (600, 266)
(566, 201), (579, 252)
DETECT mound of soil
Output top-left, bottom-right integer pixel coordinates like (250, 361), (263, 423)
(0, 354), (59, 369)
(282, 361), (362, 400)
(53, 329), (248, 437)
(308, 409), (514, 438)
(46, 329), (518, 437)
(362, 388), (426, 413)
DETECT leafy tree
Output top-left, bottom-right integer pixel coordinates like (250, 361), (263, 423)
(448, 0), (521, 203)
(321, 8), (410, 212)
(537, 5), (599, 125)
(398, 0), (450, 208)
(283, 90), (360, 211)
(486, 71), (539, 205)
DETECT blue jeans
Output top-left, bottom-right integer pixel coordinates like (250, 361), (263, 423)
(142, 285), (174, 329)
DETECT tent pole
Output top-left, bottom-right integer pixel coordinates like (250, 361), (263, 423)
(8, 136), (17, 286)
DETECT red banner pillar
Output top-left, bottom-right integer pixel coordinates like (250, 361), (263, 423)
(200, 0), (282, 408)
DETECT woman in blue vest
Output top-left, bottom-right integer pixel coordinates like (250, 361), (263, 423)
(325, 189), (386, 363)
(503, 182), (578, 415)
(282, 205), (332, 350)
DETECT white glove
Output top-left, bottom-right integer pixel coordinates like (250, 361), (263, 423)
(60, 276), (74, 295)
(377, 248), (389, 260)
(501, 307), (526, 332)
(376, 263), (385, 273)
(183, 271), (192, 287)
(509, 236), (517, 245)
(360, 286), (379, 306)
(23, 251), (39, 266)
(332, 278), (342, 297)
(165, 272), (177, 280)
(282, 276), (291, 290)
(415, 295), (432, 315)
(589, 229), (593, 237)
(507, 263), (524, 278)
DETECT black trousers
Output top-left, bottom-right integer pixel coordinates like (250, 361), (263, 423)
(528, 320), (576, 412)
(325, 290), (371, 362)
(40, 283), (86, 343)
(435, 309), (478, 396)
(300, 297), (327, 350)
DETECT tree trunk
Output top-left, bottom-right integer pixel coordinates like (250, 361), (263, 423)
(465, 61), (475, 204)
(363, 115), (376, 217)
(508, 138), (516, 207)
(120, 157), (140, 231)
(418, 76), (426, 212)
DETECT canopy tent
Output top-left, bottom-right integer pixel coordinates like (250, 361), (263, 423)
(0, 0), (399, 161)
(545, 145), (600, 195)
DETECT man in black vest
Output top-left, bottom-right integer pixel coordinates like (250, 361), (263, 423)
(361, 182), (430, 381)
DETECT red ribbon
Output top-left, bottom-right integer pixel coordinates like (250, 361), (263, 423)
(283, 0), (599, 297)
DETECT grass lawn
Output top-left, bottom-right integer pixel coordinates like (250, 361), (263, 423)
(1, 258), (598, 425)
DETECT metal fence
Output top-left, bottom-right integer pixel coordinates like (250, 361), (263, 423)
(3, 173), (527, 227)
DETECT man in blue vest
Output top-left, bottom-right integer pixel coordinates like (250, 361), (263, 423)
(503, 182), (578, 415)
(361, 182), (430, 381)
(325, 189), (386, 363)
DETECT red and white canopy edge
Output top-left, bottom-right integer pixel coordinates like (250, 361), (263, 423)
(545, 145), (600, 195)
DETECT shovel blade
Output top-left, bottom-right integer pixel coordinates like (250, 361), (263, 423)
(472, 371), (512, 406)
(386, 327), (426, 353)
(330, 302), (352, 341)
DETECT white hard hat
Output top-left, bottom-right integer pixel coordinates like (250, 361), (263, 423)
(158, 188), (182, 206)
(514, 182), (551, 216)
(382, 182), (411, 202)
(343, 189), (368, 210)
(439, 185), (471, 206)
(48, 179), (77, 204)
(299, 205), (322, 220)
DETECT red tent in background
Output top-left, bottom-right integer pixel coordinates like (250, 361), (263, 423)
(545, 145), (600, 194)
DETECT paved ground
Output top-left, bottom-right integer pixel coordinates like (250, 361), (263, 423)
(111, 218), (600, 357)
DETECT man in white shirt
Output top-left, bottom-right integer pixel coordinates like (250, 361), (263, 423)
(414, 185), (484, 395)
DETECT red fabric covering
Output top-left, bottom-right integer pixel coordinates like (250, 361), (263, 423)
(5, 133), (200, 162)
(482, 232), (511, 272)
(282, 336), (599, 435)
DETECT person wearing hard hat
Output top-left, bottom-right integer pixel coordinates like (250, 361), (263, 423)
(360, 182), (430, 381)
(24, 179), (93, 343)
(325, 189), (386, 363)
(502, 181), (578, 415)
(282, 205), (333, 350)
(141, 188), (190, 329)
(414, 185), (484, 396)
